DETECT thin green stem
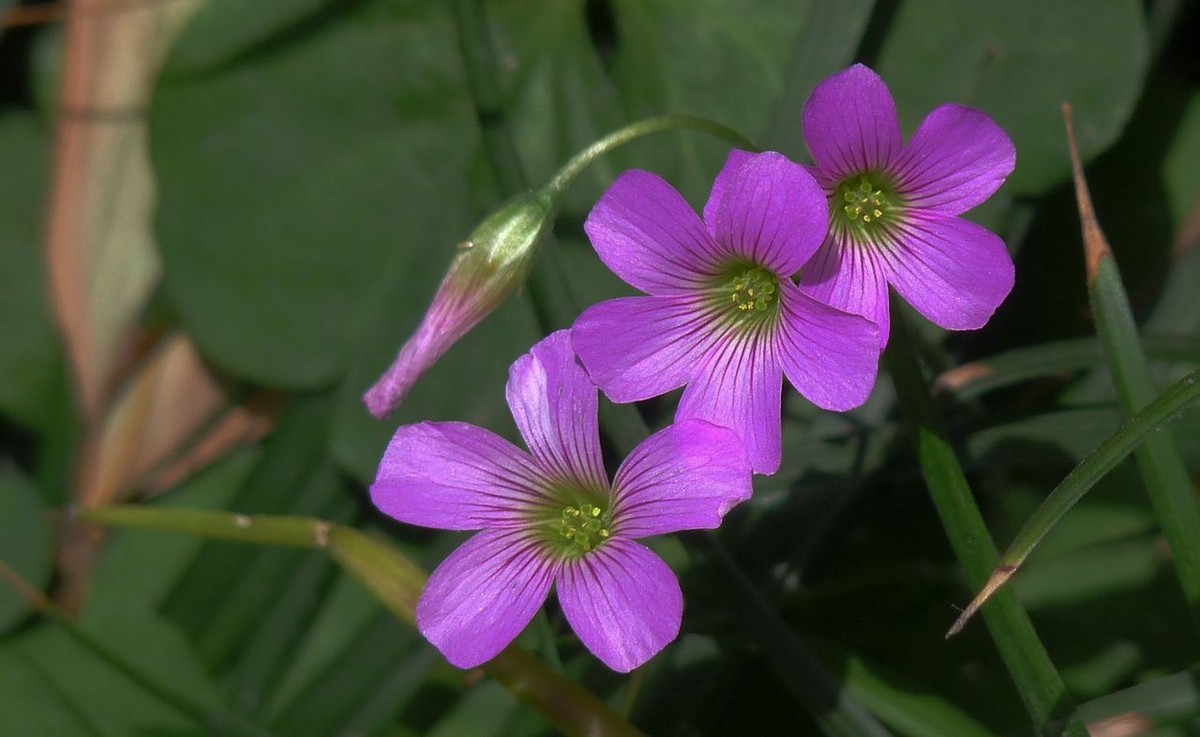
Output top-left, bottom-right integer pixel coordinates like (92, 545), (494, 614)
(546, 115), (758, 197)
(884, 304), (1087, 737)
(451, 0), (758, 336)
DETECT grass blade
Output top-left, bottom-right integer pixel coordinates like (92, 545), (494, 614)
(1063, 103), (1200, 631)
(948, 369), (1200, 633)
(886, 308), (1087, 737)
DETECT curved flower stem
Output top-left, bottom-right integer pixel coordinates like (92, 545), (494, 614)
(545, 115), (759, 198)
(452, 0), (757, 335)
(884, 304), (1088, 737)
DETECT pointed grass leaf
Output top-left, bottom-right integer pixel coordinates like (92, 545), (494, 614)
(948, 367), (1200, 636)
(1066, 104), (1200, 629)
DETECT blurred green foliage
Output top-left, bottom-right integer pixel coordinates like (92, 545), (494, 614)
(1, 0), (1199, 735)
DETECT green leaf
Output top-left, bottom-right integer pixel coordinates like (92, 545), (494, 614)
(85, 448), (260, 622)
(838, 652), (997, 737)
(1077, 666), (1200, 726)
(165, 0), (337, 72)
(0, 112), (60, 429)
(763, 0), (876, 157)
(694, 534), (895, 737)
(1, 611), (235, 737)
(935, 335), (1200, 401)
(0, 645), (103, 737)
(426, 680), (522, 737)
(154, 0), (481, 388)
(877, 0), (1148, 193)
(0, 465), (52, 634)
(1013, 537), (1161, 610)
(81, 505), (647, 737)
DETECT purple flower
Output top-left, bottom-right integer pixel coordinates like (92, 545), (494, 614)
(364, 190), (555, 418)
(570, 152), (880, 475)
(371, 330), (752, 672)
(799, 63), (1017, 346)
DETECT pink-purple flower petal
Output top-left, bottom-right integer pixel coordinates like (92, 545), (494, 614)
(584, 170), (725, 296)
(506, 331), (608, 490)
(799, 233), (893, 346)
(417, 528), (558, 669)
(777, 282), (879, 411)
(701, 148), (756, 227)
(706, 151), (831, 276)
(677, 333), (784, 475)
(882, 215), (1016, 331)
(371, 422), (550, 531)
(572, 295), (721, 403)
(363, 269), (486, 418)
(891, 104), (1017, 215)
(557, 538), (682, 673)
(611, 419), (752, 538)
(802, 64), (903, 181)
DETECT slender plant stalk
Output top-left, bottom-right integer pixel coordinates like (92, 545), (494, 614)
(885, 306), (1088, 737)
(545, 115), (756, 196)
(1063, 103), (1200, 633)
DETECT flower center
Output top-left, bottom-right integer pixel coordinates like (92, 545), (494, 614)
(710, 264), (780, 328)
(558, 502), (611, 554)
(832, 173), (901, 237)
(728, 267), (778, 312)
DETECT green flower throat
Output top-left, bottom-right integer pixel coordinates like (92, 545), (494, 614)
(559, 502), (610, 553)
(712, 264), (780, 327)
(833, 173), (900, 237)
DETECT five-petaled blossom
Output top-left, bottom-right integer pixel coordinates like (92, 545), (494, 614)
(571, 151), (880, 475)
(799, 63), (1017, 347)
(371, 330), (752, 672)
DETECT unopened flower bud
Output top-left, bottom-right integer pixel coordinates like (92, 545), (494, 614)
(364, 189), (556, 418)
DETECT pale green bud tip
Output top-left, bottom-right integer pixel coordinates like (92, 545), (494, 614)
(465, 188), (557, 275)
